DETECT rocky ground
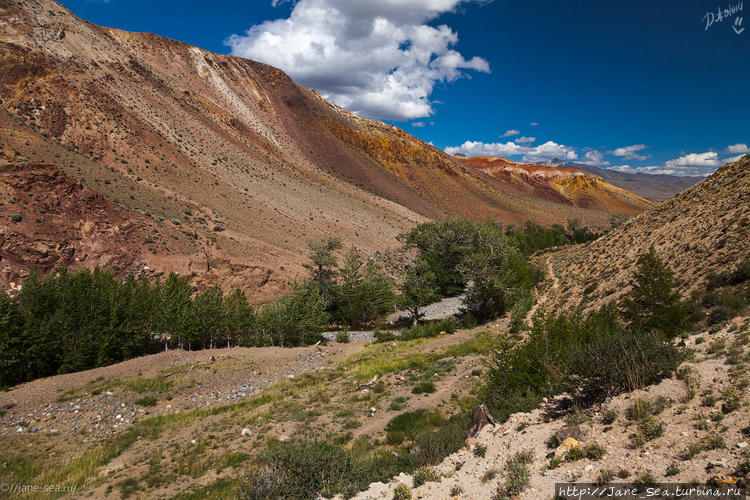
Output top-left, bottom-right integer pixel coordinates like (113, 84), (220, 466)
(0, 341), (364, 440)
(347, 316), (750, 499)
(0, 318), (504, 499)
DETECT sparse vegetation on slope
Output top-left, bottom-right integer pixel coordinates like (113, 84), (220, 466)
(486, 249), (688, 421)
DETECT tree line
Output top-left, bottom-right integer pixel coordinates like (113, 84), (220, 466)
(0, 217), (601, 387)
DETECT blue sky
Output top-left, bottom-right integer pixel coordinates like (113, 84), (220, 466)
(60, 0), (749, 175)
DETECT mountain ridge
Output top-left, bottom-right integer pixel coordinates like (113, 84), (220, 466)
(1, 0), (653, 297)
(457, 155), (654, 215)
(549, 158), (703, 202)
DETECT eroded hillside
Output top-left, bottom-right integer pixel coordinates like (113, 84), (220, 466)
(537, 155), (750, 312)
(0, 0), (645, 296)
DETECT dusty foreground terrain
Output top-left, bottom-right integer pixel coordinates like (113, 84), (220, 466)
(351, 317), (750, 499)
(0, 341), (366, 440)
(0, 319), (505, 499)
(1, 312), (748, 499)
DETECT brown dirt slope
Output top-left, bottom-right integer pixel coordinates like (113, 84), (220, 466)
(537, 154), (750, 311)
(459, 156), (654, 215)
(0, 0), (643, 296)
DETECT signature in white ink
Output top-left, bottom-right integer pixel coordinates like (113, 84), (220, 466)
(702, 1), (744, 34)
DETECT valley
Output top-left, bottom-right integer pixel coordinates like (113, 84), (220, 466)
(0, 0), (748, 499)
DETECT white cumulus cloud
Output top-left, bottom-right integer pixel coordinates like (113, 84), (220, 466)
(610, 144), (649, 161)
(664, 152), (720, 168)
(226, 0), (490, 120)
(583, 150), (609, 166)
(726, 143), (749, 154)
(445, 140), (577, 162)
(500, 129), (519, 137)
(514, 136), (535, 144)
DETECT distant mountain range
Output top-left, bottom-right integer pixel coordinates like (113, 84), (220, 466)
(548, 159), (703, 202)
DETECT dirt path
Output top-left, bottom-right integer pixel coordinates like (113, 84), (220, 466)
(526, 257), (559, 322)
(0, 341), (366, 439)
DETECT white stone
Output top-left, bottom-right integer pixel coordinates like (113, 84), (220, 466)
(241, 428), (252, 437)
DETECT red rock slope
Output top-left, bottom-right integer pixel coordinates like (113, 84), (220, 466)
(459, 156), (654, 215)
(0, 0), (651, 296)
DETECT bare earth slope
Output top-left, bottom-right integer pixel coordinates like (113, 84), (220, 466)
(0, 0), (647, 296)
(538, 155), (750, 312)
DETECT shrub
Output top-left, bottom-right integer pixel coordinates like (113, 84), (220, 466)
(261, 441), (360, 498)
(601, 409), (617, 425)
(597, 469), (615, 485)
(392, 484), (411, 500)
(482, 468), (499, 483)
(564, 410), (591, 426)
(636, 472), (657, 488)
(682, 442), (703, 460)
(374, 329), (397, 343)
(335, 329), (350, 343)
(627, 398), (654, 420)
(706, 435), (725, 450)
(701, 394), (718, 407)
(238, 467), (284, 500)
(499, 450), (533, 497)
(585, 442), (606, 460)
(639, 417), (665, 440)
(487, 302), (682, 422)
(412, 381), (436, 394)
(401, 318), (456, 341)
(412, 467), (440, 487)
(566, 446), (587, 461)
(666, 464), (680, 476)
(389, 397), (406, 411)
(721, 387), (741, 413)
(473, 443), (487, 458)
(386, 431), (405, 446)
(135, 396), (157, 407)
(386, 410), (431, 438)
(412, 414), (467, 466)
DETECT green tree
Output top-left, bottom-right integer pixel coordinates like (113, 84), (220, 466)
(403, 218), (477, 295)
(399, 259), (439, 324)
(333, 247), (396, 325)
(0, 289), (24, 386)
(305, 237), (343, 308)
(620, 247), (687, 336)
(460, 222), (516, 321)
(155, 272), (196, 348)
(223, 288), (254, 347)
(16, 269), (60, 381)
(193, 286), (224, 349)
(252, 281), (329, 347)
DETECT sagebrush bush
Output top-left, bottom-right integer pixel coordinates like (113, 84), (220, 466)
(487, 302), (683, 421)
